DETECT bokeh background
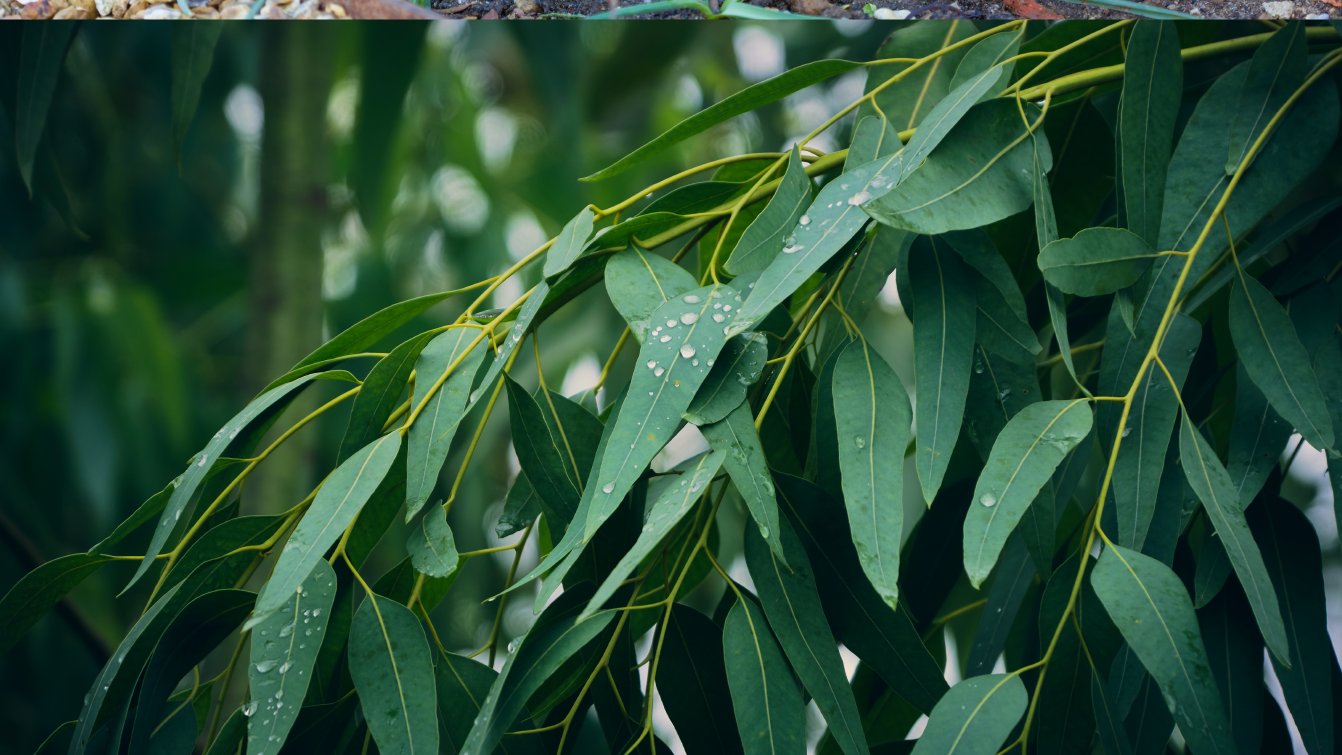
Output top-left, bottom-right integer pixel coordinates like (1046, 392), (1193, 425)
(1, 19), (1338, 755)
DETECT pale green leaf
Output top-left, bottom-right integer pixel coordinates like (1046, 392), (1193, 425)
(897, 63), (1011, 185)
(861, 21), (978, 131)
(685, 334), (767, 426)
(908, 675), (1027, 755)
(606, 248), (698, 343)
(702, 401), (786, 566)
(1038, 228), (1162, 297)
(542, 207), (597, 280)
(407, 506), (460, 579)
(728, 146), (816, 276)
(406, 328), (489, 521)
(843, 117), (900, 172)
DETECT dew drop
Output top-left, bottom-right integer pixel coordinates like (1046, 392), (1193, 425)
(312, 609), (321, 617)
(1122, 427), (1133, 438)
(305, 628), (313, 636)
(642, 523), (655, 533)
(799, 215), (811, 226)
(255, 660), (278, 673)
(684, 295), (701, 304)
(707, 359), (715, 366)
(722, 305), (732, 312)
(848, 191), (873, 206)
(760, 526), (771, 539)
(654, 367), (665, 377)
(680, 344), (696, 358)
(980, 494), (997, 508)
(681, 312), (699, 325)
(660, 335), (672, 343)
(647, 360), (657, 370)
(855, 436), (866, 449)
(713, 313), (725, 323)
(244, 701), (259, 717)
(197, 454), (209, 468)
(666, 319), (678, 328)
(278, 625), (293, 638)
(602, 482), (616, 494)
(782, 245), (803, 254)
(279, 662), (292, 674)
(973, 360), (985, 374)
(692, 359), (699, 366)
(710, 290), (723, 298)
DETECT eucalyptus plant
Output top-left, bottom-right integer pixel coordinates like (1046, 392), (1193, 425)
(9, 18), (1342, 755)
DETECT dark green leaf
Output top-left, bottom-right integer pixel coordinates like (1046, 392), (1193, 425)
(1091, 672), (1134, 755)
(1225, 362), (1291, 508)
(498, 472), (540, 538)
(964, 345), (1041, 463)
(832, 339), (911, 608)
(1253, 495), (1333, 755)
(963, 400), (1092, 589)
(15, 25), (75, 193)
(250, 432), (401, 629)
(1179, 410), (1288, 664)
(776, 473), (948, 715)
(728, 147), (815, 276)
(896, 64), (1011, 186)
(605, 248), (698, 344)
(1038, 229), (1161, 297)
(722, 597), (806, 755)
(279, 695), (361, 754)
(685, 334), (767, 426)
(128, 589), (255, 754)
(506, 375), (582, 527)
(406, 328), (489, 521)
(966, 534), (1035, 677)
(948, 28), (1023, 98)
(339, 332), (434, 464)
(862, 22), (978, 131)
(1090, 543), (1236, 755)
(407, 506), (460, 579)
(864, 100), (1051, 236)
(816, 227), (910, 368)
(0, 553), (119, 657)
(348, 594), (438, 755)
(1229, 273), (1334, 451)
(89, 481), (175, 556)
(657, 605), (745, 755)
(702, 401), (786, 565)
(1124, 672), (1174, 755)
(1266, 199), (1342, 298)
(162, 514), (285, 596)
(909, 675), (1026, 755)
(32, 720), (75, 755)
(543, 207), (597, 280)
(1198, 578), (1265, 755)
(745, 517), (869, 755)
(579, 450), (723, 622)
(1226, 22), (1307, 175)
(1120, 21), (1183, 249)
(169, 25), (223, 170)
(436, 653), (545, 755)
(353, 24), (426, 233)
(909, 235), (976, 504)
(843, 117), (901, 172)
(943, 230), (1039, 365)
(247, 559), (339, 755)
(585, 60), (861, 181)
(1035, 554), (1100, 755)
(205, 709), (246, 755)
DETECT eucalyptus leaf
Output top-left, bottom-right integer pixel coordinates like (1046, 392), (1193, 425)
(702, 401), (786, 565)
(506, 374), (582, 526)
(843, 117), (901, 172)
(15, 25), (76, 193)
(435, 653), (545, 755)
(908, 675), (1027, 755)
(1226, 22), (1307, 175)
(407, 506), (460, 579)
(728, 146), (815, 277)
(685, 334), (767, 426)
(348, 594), (438, 755)
(0, 553), (120, 657)
(1037, 228), (1162, 297)
(1198, 579), (1266, 755)
(897, 63), (1010, 185)
(722, 597), (806, 755)
(965, 534), (1035, 677)
(339, 332), (433, 465)
(1120, 21), (1182, 248)
(605, 248), (698, 343)
(406, 327), (489, 521)
(861, 21), (978, 131)
(170, 25), (223, 171)
(657, 605), (745, 755)
(1225, 361), (1291, 507)
(88, 481), (175, 556)
(543, 207), (597, 280)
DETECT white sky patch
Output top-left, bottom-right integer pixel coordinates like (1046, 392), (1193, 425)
(733, 26), (785, 83)
(432, 165), (490, 235)
(504, 209), (546, 262)
(475, 107), (517, 175)
(561, 353), (602, 398)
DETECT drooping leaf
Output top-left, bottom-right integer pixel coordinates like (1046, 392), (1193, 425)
(585, 60), (862, 181)
(1124, 672), (1175, 755)
(32, 721), (76, 755)
(964, 345), (1041, 463)
(744, 518), (869, 755)
(843, 117), (901, 172)
(249, 432), (402, 629)
(89, 481), (175, 556)
(1178, 409), (1289, 664)
(460, 584), (615, 755)
(1037, 228), (1162, 297)
(585, 285), (741, 539)
(775, 473), (948, 715)
(909, 235), (976, 504)
(127, 371), (352, 593)
(815, 226), (910, 368)
(702, 401), (786, 565)
(1224, 362), (1291, 507)
(406, 327), (489, 521)
(864, 100), (1052, 236)
(896, 64), (1011, 186)
(578, 450), (723, 622)
(0, 553), (119, 657)
(1090, 543), (1236, 755)
(943, 230), (1040, 366)
(498, 472), (540, 538)
(1119, 20), (1182, 249)
(727, 146), (815, 276)
(161, 514), (285, 597)
(1035, 554), (1108, 755)
(908, 675), (1027, 755)
(506, 375), (582, 527)
(965, 533), (1035, 677)
(128, 589), (255, 755)
(722, 597), (806, 755)
(1198, 578), (1266, 755)
(1252, 495), (1334, 755)
(339, 332), (434, 465)
(861, 21), (978, 131)
(348, 594), (438, 755)
(435, 653), (545, 755)
(832, 339), (911, 608)
(407, 506), (460, 579)
(353, 23), (427, 234)
(1228, 273), (1334, 451)
(170, 24), (223, 171)
(963, 400), (1092, 589)
(15, 25), (76, 193)
(728, 153), (903, 338)
(657, 605), (746, 755)
(1226, 22), (1307, 175)
(1090, 671), (1134, 755)
(948, 28), (1023, 98)
(685, 334), (767, 426)
(605, 248), (698, 344)
(542, 207), (597, 280)
(247, 558), (338, 755)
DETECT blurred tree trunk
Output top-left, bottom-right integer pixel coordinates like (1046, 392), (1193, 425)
(246, 25), (336, 514)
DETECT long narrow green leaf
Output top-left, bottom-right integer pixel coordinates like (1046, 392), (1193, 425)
(745, 518), (869, 755)
(407, 506), (460, 579)
(1090, 672), (1134, 755)
(16, 25), (75, 193)
(727, 146), (814, 276)
(348, 595), (438, 755)
(506, 375), (582, 526)
(948, 28), (1023, 97)
(897, 64), (1010, 186)
(170, 25), (223, 170)
(1038, 228), (1162, 297)
(1225, 362), (1290, 507)
(685, 334), (767, 426)
(247, 559), (338, 755)
(542, 207), (597, 280)
(249, 432), (402, 629)
(843, 117), (900, 172)
(1198, 579), (1265, 755)
(339, 332), (433, 464)
(909, 675), (1027, 755)
(161, 515), (285, 597)
(832, 339), (911, 608)
(965, 534), (1035, 677)
(585, 284), (740, 539)
(658, 605), (746, 755)
(728, 152), (903, 338)
(775, 473), (948, 716)
(353, 24), (427, 234)
(1178, 410), (1288, 665)
(0, 553), (119, 656)
(579, 451), (723, 622)
(585, 60), (861, 181)
(722, 597), (805, 755)
(1120, 21), (1182, 249)
(1253, 495), (1334, 755)
(1090, 543), (1236, 755)
(1227, 22), (1307, 175)
(864, 100), (1051, 236)
(436, 653), (544, 755)
(943, 230), (1039, 366)
(910, 236), (976, 504)
(406, 328), (488, 521)
(1228, 273), (1334, 451)
(861, 21), (978, 131)
(702, 401), (786, 565)
(88, 481), (175, 556)
(963, 401), (1092, 589)
(606, 248), (698, 344)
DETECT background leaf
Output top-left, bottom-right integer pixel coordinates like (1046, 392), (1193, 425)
(170, 25), (223, 171)
(657, 605), (745, 755)
(1119, 21), (1182, 249)
(348, 594), (438, 755)
(722, 596), (805, 755)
